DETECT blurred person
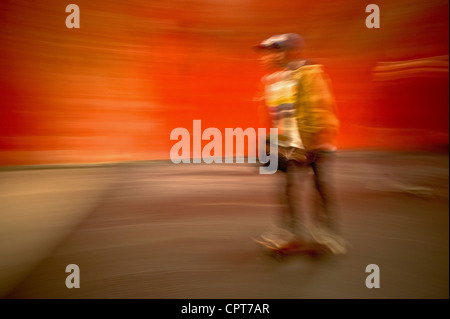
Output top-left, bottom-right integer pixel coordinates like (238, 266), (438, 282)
(254, 33), (346, 254)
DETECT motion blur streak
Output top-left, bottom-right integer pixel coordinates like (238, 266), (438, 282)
(373, 55), (449, 81)
(0, 0), (448, 166)
(0, 0), (448, 300)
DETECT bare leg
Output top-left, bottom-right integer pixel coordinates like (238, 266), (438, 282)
(311, 151), (338, 232)
(279, 160), (299, 234)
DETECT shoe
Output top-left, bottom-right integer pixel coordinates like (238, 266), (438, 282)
(310, 226), (347, 255)
(260, 228), (298, 248)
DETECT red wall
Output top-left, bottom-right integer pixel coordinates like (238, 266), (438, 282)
(0, 0), (448, 166)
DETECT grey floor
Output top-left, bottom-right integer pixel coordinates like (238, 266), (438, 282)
(2, 151), (449, 299)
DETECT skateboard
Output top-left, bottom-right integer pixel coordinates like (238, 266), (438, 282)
(253, 237), (328, 260)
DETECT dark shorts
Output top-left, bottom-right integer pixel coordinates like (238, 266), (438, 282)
(277, 147), (315, 172)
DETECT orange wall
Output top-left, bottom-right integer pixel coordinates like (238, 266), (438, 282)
(0, 0), (448, 165)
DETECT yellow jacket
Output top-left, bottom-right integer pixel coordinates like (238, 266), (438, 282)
(292, 63), (339, 150)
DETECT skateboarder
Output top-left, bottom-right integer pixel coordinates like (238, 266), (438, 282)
(254, 33), (346, 255)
